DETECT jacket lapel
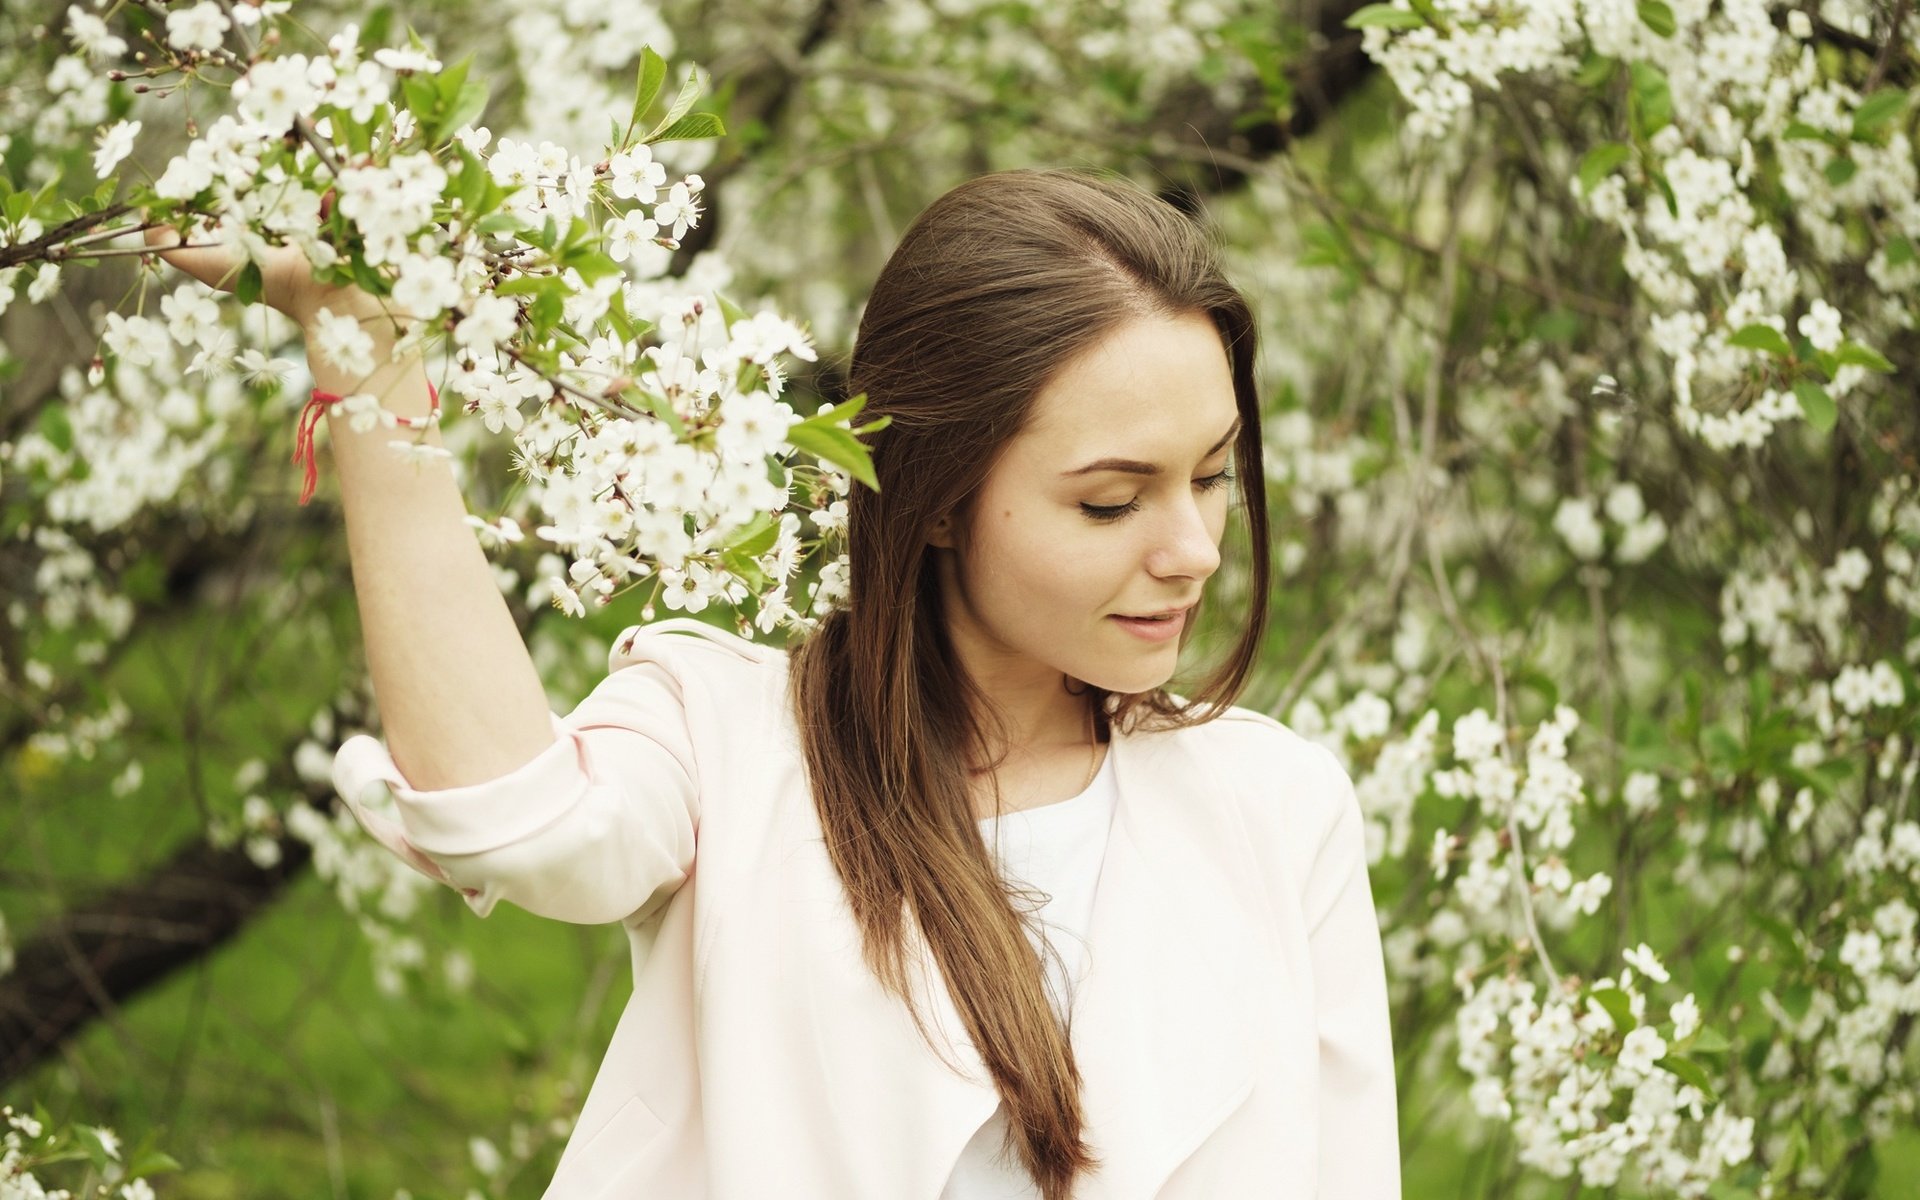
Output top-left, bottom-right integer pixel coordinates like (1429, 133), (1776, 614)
(898, 719), (1260, 1197)
(1066, 721), (1259, 1197)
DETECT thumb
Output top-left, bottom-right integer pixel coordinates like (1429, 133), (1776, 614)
(144, 218), (246, 296)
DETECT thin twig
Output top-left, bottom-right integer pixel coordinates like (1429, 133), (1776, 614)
(1426, 531), (1563, 988)
(0, 202), (135, 270)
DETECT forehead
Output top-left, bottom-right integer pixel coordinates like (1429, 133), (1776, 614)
(1015, 311), (1237, 456)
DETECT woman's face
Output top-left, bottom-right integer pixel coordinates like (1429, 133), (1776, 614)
(930, 309), (1241, 706)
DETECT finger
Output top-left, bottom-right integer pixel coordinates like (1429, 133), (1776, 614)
(143, 221), (247, 295)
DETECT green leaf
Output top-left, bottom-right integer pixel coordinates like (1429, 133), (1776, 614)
(528, 287), (565, 329)
(1587, 986), (1636, 1031)
(1405, 0), (1444, 28)
(1834, 340), (1895, 372)
(1629, 62), (1673, 137)
(492, 274), (562, 297)
(1343, 4), (1426, 29)
(1852, 88), (1908, 140)
(1727, 323), (1792, 357)
(1687, 1026), (1732, 1055)
(1650, 169), (1678, 217)
(1887, 235), (1915, 266)
(439, 79), (491, 142)
(358, 7), (394, 54)
(784, 423), (878, 491)
(722, 511), (780, 558)
(38, 402), (74, 454)
(786, 395), (881, 491)
(74, 1125), (118, 1168)
(1825, 156), (1858, 187)
(1779, 982), (1813, 1021)
(1781, 121), (1830, 142)
(714, 291), (748, 335)
(1577, 142), (1632, 194)
(128, 1149), (184, 1176)
(337, 111), (375, 157)
(235, 261), (264, 307)
(566, 249), (622, 285)
(1703, 724), (1742, 770)
(349, 254), (386, 297)
(1656, 1054), (1718, 1102)
(627, 46), (669, 143)
(1767, 1125), (1810, 1185)
(1636, 0), (1676, 37)
(632, 385), (685, 438)
(606, 288), (636, 343)
(1574, 52), (1616, 89)
(644, 67), (705, 143)
(801, 393), (868, 426)
(1793, 379), (1836, 432)
(453, 144), (487, 214)
(719, 549), (769, 591)
(433, 54), (471, 108)
(474, 212), (529, 236)
(652, 112), (726, 143)
(401, 74), (438, 123)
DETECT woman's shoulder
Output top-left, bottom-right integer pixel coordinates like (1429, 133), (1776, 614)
(1150, 698), (1356, 819)
(1145, 694), (1332, 767)
(607, 616), (787, 674)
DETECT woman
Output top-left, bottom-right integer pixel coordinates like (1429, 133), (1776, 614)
(154, 167), (1399, 1199)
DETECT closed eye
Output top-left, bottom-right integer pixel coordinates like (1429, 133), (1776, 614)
(1080, 468), (1236, 523)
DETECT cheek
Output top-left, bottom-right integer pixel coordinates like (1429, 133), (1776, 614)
(973, 507), (1118, 611)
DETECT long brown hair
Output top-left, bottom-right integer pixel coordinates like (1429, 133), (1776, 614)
(785, 167), (1271, 1198)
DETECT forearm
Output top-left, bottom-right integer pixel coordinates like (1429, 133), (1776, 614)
(313, 341), (556, 791)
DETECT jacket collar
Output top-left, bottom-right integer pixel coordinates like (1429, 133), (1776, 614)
(903, 715), (1260, 1196)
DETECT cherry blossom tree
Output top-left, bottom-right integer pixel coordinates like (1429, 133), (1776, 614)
(3, 0), (1915, 1196)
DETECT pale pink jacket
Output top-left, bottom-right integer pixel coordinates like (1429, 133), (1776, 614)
(331, 617), (1401, 1199)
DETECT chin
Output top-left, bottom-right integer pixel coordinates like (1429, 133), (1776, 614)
(1077, 658), (1178, 698)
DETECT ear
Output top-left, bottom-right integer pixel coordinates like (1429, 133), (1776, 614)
(928, 513), (956, 550)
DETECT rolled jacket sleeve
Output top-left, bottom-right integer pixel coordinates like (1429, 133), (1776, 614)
(330, 627), (704, 926)
(1301, 743), (1402, 1198)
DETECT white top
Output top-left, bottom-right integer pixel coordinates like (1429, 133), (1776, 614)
(941, 742), (1119, 1200)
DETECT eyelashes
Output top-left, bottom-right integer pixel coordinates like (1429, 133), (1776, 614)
(1080, 468), (1236, 523)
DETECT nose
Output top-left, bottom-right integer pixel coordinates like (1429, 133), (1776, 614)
(1147, 493), (1223, 583)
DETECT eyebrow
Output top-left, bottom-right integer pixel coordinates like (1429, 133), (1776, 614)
(1060, 416), (1243, 478)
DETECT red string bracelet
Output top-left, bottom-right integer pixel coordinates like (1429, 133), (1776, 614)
(294, 380), (442, 505)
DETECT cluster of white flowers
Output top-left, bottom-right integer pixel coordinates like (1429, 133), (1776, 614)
(0, 303), (265, 545)
(1360, 0), (1908, 453)
(1454, 947), (1752, 1196)
(1261, 408), (1369, 518)
(1870, 475), (1920, 620)
(1550, 481), (1669, 564)
(2, 1102), (154, 1200)
(1718, 531), (1920, 684)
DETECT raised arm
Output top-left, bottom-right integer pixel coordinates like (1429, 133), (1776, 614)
(146, 224), (704, 927)
(145, 224), (553, 790)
